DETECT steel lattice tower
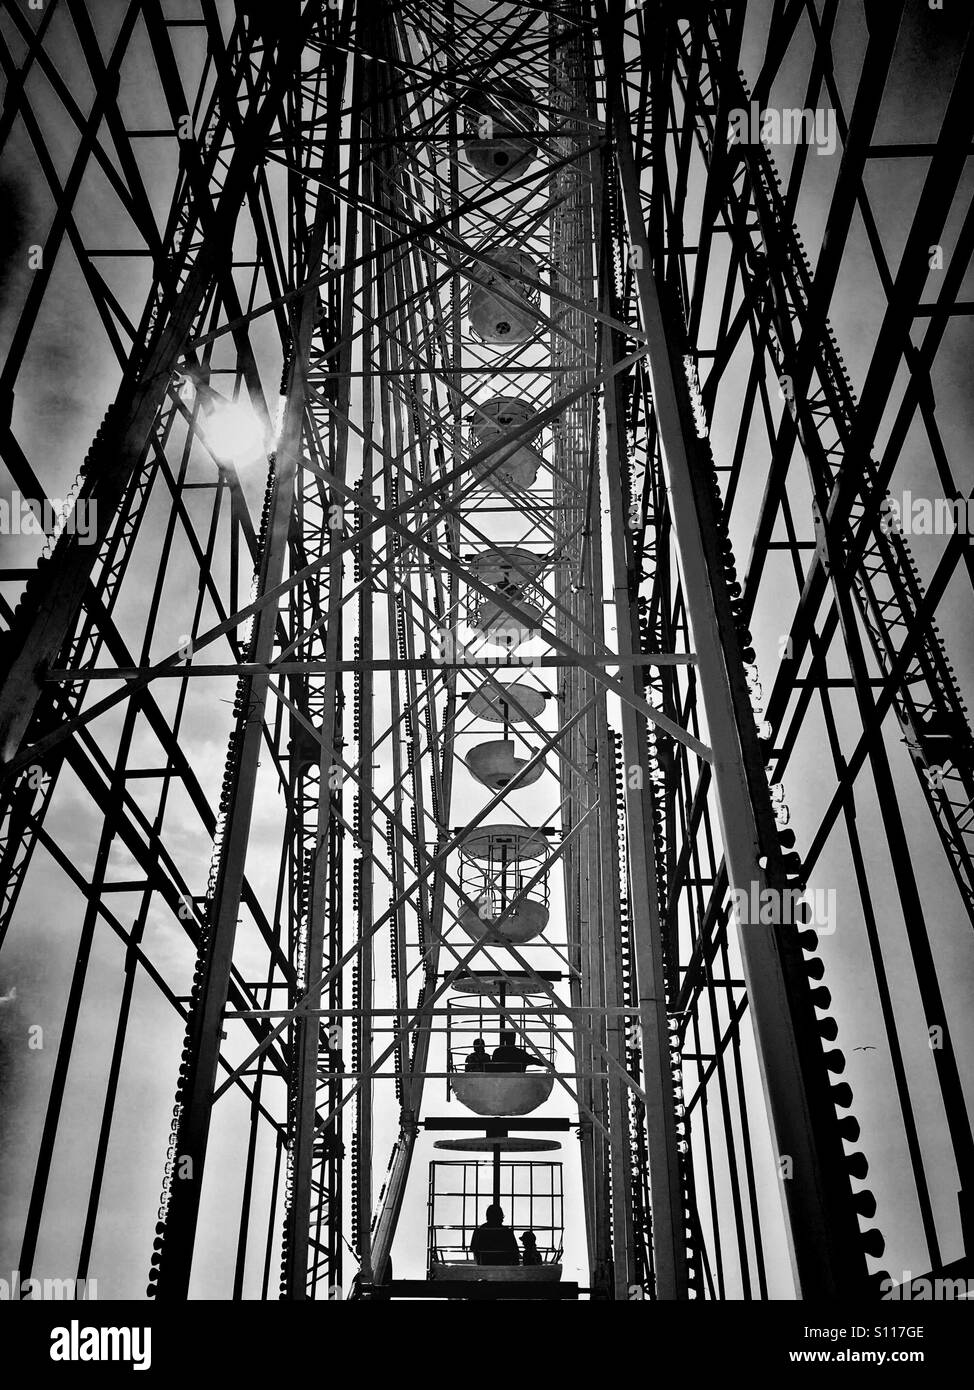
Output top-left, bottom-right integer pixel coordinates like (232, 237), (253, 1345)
(0, 0), (972, 1303)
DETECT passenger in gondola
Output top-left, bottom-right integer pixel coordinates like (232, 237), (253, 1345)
(519, 1230), (542, 1265)
(489, 1029), (530, 1072)
(470, 1204), (521, 1265)
(465, 1037), (489, 1071)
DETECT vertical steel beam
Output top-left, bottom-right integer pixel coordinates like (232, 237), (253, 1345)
(282, 14), (358, 1297)
(601, 283), (689, 1299)
(154, 174), (333, 1297)
(600, 5), (870, 1297)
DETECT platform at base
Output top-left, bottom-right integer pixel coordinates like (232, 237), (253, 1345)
(367, 1271), (576, 1301)
(431, 1262), (562, 1283)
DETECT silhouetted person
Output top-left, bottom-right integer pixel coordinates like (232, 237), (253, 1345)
(465, 1037), (488, 1072)
(470, 1204), (520, 1266)
(490, 1029), (529, 1072)
(520, 1230), (542, 1266)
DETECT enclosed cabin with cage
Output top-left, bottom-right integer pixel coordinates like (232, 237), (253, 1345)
(462, 679), (548, 796)
(461, 677), (551, 845)
(446, 986), (555, 1116)
(463, 78), (538, 183)
(427, 1159), (566, 1294)
(464, 546), (549, 652)
(455, 822), (551, 944)
(467, 247), (542, 345)
(467, 395), (545, 491)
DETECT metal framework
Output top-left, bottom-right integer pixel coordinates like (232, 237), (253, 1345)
(0, 0), (972, 1302)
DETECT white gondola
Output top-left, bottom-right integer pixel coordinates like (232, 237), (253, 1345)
(463, 80), (538, 182)
(466, 547), (547, 648)
(466, 681), (547, 724)
(468, 248), (541, 343)
(464, 738), (544, 791)
(451, 1071), (555, 1117)
(455, 825), (550, 944)
(468, 396), (542, 489)
(457, 896), (549, 944)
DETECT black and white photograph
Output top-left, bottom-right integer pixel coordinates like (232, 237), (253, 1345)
(0, 0), (971, 1366)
